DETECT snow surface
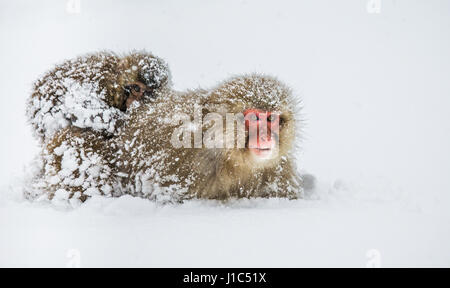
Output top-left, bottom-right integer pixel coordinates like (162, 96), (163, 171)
(1, 0), (450, 267)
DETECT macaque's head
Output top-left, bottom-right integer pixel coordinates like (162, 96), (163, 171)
(207, 74), (298, 170)
(244, 109), (282, 162)
(114, 51), (171, 111)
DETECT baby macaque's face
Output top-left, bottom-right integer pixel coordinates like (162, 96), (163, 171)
(123, 82), (154, 110)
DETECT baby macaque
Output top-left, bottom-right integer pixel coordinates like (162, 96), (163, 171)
(27, 51), (171, 143)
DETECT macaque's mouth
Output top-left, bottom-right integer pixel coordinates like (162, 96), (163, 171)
(249, 147), (276, 159)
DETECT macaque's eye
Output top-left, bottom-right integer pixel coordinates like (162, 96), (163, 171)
(267, 114), (277, 122)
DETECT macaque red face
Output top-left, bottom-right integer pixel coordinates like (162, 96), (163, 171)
(244, 109), (281, 161)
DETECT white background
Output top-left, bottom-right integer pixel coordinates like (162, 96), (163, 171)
(0, 0), (449, 267)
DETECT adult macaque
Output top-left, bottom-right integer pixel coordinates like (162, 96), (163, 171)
(27, 60), (308, 203)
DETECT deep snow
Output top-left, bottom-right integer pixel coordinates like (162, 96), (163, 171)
(1, 0), (450, 267)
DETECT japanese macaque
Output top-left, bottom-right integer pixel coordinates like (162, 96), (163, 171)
(27, 69), (306, 203)
(27, 51), (170, 143)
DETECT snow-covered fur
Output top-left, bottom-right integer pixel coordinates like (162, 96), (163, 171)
(27, 51), (171, 142)
(26, 73), (303, 204)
